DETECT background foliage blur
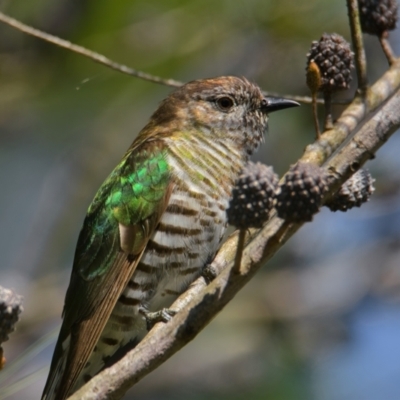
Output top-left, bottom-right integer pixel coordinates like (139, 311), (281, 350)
(1, 0), (400, 399)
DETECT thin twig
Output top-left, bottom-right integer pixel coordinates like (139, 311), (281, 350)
(379, 33), (397, 65)
(346, 0), (368, 97)
(312, 94), (321, 139)
(323, 91), (333, 131)
(262, 92), (351, 105)
(0, 10), (342, 105)
(263, 91), (320, 105)
(0, 11), (183, 88)
(306, 60), (322, 138)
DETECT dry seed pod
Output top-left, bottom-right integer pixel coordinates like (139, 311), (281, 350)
(276, 162), (328, 222)
(358, 0), (398, 35)
(306, 33), (354, 93)
(227, 162), (279, 229)
(326, 169), (375, 212)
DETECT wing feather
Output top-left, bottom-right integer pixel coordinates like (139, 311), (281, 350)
(42, 140), (172, 399)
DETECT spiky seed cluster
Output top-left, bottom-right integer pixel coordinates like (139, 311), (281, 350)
(306, 33), (354, 93)
(227, 162), (279, 229)
(0, 286), (23, 344)
(358, 0), (398, 35)
(326, 169), (375, 212)
(276, 162), (328, 222)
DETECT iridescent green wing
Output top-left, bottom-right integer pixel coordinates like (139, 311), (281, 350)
(43, 140), (172, 399)
(71, 140), (171, 276)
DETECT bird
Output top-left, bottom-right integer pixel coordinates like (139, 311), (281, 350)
(41, 76), (299, 399)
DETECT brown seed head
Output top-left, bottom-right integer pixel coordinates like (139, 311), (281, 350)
(227, 162), (279, 229)
(276, 162), (328, 222)
(306, 34), (354, 93)
(326, 169), (375, 212)
(358, 0), (398, 35)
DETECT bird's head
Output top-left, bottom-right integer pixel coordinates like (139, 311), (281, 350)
(148, 76), (299, 155)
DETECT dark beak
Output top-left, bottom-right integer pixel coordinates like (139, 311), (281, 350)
(260, 97), (300, 113)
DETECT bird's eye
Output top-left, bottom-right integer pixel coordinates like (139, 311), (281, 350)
(216, 96), (235, 112)
(261, 98), (269, 109)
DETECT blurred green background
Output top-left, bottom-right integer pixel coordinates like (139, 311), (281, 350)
(1, 0), (400, 399)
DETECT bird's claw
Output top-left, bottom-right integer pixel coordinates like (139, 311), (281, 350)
(202, 264), (218, 284)
(142, 308), (177, 331)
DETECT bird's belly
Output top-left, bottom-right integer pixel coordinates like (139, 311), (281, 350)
(74, 191), (228, 389)
(145, 191), (227, 310)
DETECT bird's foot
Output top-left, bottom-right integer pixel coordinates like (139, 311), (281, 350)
(140, 308), (177, 331)
(202, 264), (218, 284)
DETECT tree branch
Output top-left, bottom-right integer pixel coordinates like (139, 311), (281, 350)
(68, 56), (400, 400)
(346, 0), (368, 97)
